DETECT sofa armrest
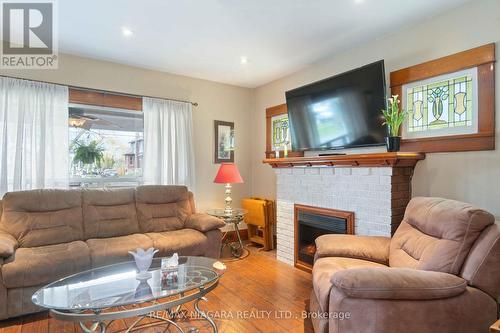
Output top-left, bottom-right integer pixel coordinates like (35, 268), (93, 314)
(315, 234), (391, 264)
(331, 267), (467, 300)
(0, 231), (17, 258)
(185, 213), (226, 232)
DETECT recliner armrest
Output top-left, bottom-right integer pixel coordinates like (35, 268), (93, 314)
(185, 213), (226, 232)
(315, 234), (390, 264)
(331, 267), (467, 300)
(0, 231), (17, 259)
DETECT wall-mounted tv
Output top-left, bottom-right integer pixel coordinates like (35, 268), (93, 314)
(286, 60), (387, 151)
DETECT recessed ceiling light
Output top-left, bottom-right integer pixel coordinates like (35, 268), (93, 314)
(122, 27), (133, 37)
(240, 56), (248, 64)
(354, 0), (364, 3)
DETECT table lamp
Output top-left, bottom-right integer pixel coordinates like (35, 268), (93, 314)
(213, 163), (244, 215)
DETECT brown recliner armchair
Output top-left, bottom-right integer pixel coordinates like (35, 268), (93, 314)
(310, 197), (500, 333)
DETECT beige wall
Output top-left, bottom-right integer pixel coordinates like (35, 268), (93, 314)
(0, 54), (254, 212)
(252, 0), (500, 217)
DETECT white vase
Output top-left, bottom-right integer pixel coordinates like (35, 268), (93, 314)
(128, 247), (159, 279)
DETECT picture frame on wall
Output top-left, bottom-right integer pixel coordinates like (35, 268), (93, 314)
(214, 120), (235, 163)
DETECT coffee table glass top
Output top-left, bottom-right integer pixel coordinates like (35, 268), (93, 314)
(206, 208), (247, 218)
(32, 256), (224, 311)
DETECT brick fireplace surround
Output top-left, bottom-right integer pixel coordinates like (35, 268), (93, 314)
(263, 152), (425, 266)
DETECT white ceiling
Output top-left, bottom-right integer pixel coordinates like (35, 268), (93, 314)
(59, 0), (470, 88)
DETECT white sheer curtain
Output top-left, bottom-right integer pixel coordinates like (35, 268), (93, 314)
(143, 97), (196, 190)
(0, 77), (69, 196)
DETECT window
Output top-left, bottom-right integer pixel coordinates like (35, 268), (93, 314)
(390, 43), (494, 153)
(271, 113), (291, 151)
(68, 105), (144, 188)
(402, 68), (478, 139)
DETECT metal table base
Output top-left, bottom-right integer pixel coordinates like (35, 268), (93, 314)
(50, 281), (219, 333)
(220, 217), (245, 258)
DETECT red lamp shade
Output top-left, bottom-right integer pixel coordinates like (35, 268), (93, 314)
(213, 163), (244, 184)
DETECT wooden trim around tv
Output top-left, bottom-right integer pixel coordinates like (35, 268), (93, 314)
(69, 88), (143, 111)
(294, 204), (354, 273)
(390, 43), (495, 153)
(390, 44), (495, 87)
(265, 104), (304, 158)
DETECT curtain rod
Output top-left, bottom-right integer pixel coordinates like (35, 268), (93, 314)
(0, 74), (199, 107)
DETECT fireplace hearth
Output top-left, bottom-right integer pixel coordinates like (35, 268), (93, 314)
(294, 204), (354, 272)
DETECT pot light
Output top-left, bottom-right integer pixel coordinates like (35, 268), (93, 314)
(122, 27), (133, 37)
(240, 56), (248, 64)
(354, 0), (364, 3)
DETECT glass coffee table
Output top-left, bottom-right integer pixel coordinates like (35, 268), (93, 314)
(32, 256), (225, 333)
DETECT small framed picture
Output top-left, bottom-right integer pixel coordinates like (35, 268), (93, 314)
(214, 120), (234, 163)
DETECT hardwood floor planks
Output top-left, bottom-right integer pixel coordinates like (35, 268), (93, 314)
(0, 245), (314, 332)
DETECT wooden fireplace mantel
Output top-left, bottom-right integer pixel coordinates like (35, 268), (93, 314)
(263, 152), (425, 168)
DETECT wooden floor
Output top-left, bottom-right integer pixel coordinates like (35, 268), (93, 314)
(0, 245), (314, 333)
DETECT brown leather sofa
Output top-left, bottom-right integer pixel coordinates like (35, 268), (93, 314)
(310, 197), (500, 333)
(0, 185), (225, 320)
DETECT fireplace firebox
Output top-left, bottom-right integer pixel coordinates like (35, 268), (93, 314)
(294, 204), (354, 272)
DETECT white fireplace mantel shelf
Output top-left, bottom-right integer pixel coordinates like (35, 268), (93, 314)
(263, 152), (425, 168)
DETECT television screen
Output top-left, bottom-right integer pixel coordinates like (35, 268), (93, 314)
(286, 60), (387, 151)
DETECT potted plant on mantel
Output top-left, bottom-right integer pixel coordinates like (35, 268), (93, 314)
(381, 94), (407, 152)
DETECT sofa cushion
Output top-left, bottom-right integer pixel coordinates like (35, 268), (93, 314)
(146, 229), (208, 257)
(86, 234), (153, 268)
(0, 189), (83, 247)
(184, 213), (225, 232)
(135, 186), (191, 233)
(460, 223), (500, 299)
(331, 267), (467, 300)
(82, 188), (139, 239)
(0, 231), (18, 258)
(315, 234), (391, 265)
(390, 197), (494, 275)
(312, 257), (386, 312)
(1, 241), (91, 288)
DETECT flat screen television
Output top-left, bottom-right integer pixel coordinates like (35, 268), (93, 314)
(286, 60), (387, 151)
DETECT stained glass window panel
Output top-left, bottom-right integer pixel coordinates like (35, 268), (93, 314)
(406, 75), (473, 133)
(271, 114), (291, 151)
(402, 67), (478, 140)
